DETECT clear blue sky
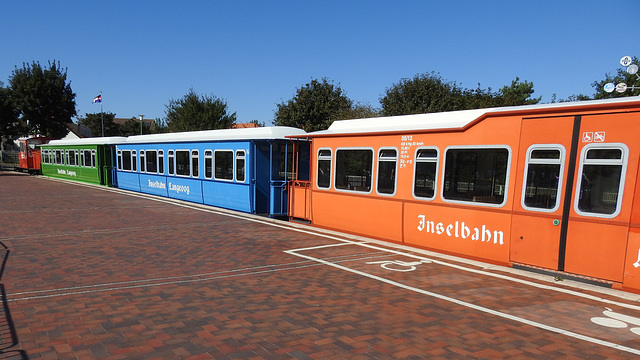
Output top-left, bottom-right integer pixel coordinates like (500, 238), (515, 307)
(0, 1), (636, 125)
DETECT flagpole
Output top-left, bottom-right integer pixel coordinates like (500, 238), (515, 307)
(100, 91), (104, 137)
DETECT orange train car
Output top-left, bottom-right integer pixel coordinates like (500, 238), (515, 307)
(18, 136), (54, 173)
(288, 97), (640, 293)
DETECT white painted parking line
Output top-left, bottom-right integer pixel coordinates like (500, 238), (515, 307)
(7, 252), (390, 302)
(285, 243), (640, 356)
(288, 241), (640, 311)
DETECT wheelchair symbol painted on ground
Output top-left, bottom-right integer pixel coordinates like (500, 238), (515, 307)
(591, 307), (640, 335)
(366, 259), (432, 272)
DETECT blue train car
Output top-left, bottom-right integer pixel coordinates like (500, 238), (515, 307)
(114, 127), (308, 217)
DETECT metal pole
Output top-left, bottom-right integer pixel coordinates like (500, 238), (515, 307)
(100, 92), (104, 137)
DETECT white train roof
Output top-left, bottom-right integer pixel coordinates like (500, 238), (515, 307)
(45, 137), (127, 146)
(124, 126), (306, 144)
(303, 97), (640, 137)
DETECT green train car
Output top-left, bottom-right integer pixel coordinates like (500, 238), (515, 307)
(40, 137), (126, 186)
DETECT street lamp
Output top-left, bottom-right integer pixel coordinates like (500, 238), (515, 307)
(139, 114), (144, 135)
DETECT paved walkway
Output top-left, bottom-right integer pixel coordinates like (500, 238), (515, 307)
(1, 170), (640, 359)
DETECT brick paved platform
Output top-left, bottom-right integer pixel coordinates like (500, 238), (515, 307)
(1, 170), (640, 359)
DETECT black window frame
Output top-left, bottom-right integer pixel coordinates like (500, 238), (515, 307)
(575, 143), (628, 218)
(175, 149), (190, 177)
(316, 148), (332, 189)
(376, 147), (398, 196)
(521, 145), (565, 212)
(413, 147), (439, 200)
(236, 150), (246, 182)
(214, 150), (234, 181)
(442, 146), (511, 207)
(334, 148), (374, 193)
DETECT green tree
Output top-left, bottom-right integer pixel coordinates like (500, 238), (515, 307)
(381, 73), (540, 116)
(9, 60), (76, 137)
(460, 78), (540, 108)
(550, 93), (591, 103)
(119, 117), (151, 136)
(592, 56), (640, 99)
(461, 85), (500, 109)
(495, 78), (540, 106)
(380, 72), (465, 116)
(0, 82), (21, 139)
(274, 78), (353, 132)
(337, 101), (380, 120)
(153, 118), (168, 133)
(165, 89), (236, 132)
(78, 112), (119, 137)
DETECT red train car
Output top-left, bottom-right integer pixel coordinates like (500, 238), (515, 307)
(18, 136), (54, 173)
(289, 97), (640, 293)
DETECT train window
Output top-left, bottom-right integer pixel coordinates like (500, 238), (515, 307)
(215, 150), (234, 180)
(117, 150), (122, 170)
(158, 150), (164, 175)
(91, 150), (96, 167)
(272, 143), (294, 181)
(67, 150), (77, 166)
(204, 150), (213, 179)
(168, 150), (175, 175)
(317, 149), (332, 189)
(146, 150), (157, 173)
(522, 146), (565, 212)
(192, 150), (199, 178)
(575, 144), (628, 218)
(121, 150), (132, 171)
(80, 149), (94, 168)
(335, 148), (373, 193)
(236, 150), (246, 182)
(443, 147), (510, 206)
(140, 150), (146, 173)
(132, 150), (137, 172)
(377, 148), (397, 195)
(414, 148), (439, 200)
(28, 139), (42, 149)
(175, 150), (190, 176)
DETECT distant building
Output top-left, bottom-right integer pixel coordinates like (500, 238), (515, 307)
(64, 122), (92, 139)
(3, 122), (91, 153)
(232, 122), (260, 129)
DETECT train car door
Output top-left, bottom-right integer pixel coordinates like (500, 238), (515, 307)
(510, 116), (575, 270)
(563, 112), (639, 282)
(511, 112), (640, 283)
(624, 158), (640, 290)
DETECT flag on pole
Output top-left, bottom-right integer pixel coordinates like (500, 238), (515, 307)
(93, 94), (102, 103)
